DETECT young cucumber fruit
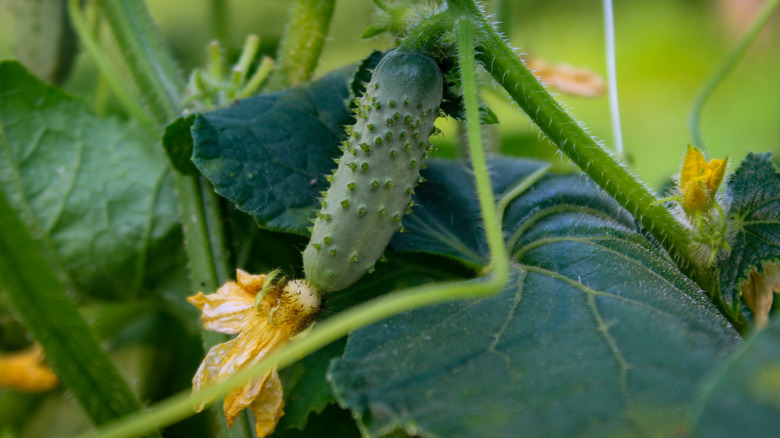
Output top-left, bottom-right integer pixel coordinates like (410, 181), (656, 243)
(303, 50), (443, 292)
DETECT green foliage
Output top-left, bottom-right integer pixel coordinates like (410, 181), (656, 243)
(277, 339), (346, 431)
(2, 1), (779, 437)
(328, 157), (741, 437)
(162, 114), (199, 175)
(0, 189), (152, 429)
(693, 316), (780, 437)
(0, 59), (186, 433)
(0, 61), (180, 300)
(191, 68), (354, 236)
(719, 153), (780, 306)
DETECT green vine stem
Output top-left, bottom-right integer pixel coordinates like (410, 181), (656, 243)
(0, 191), (159, 437)
(690, 0), (779, 149)
(96, 2), (251, 436)
(100, 0), (183, 125)
(448, 0), (748, 333)
(265, 0), (336, 90)
(457, 17), (509, 278)
(82, 16), (511, 438)
(67, 0), (156, 133)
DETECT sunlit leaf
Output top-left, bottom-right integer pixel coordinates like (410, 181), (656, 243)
(0, 60), (180, 299)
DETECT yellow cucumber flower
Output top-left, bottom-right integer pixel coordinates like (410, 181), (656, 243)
(188, 270), (320, 437)
(679, 145), (727, 214)
(0, 344), (59, 392)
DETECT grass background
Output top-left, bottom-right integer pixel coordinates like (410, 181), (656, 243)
(0, 0), (777, 186)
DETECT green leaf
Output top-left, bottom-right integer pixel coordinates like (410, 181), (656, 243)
(692, 316), (780, 437)
(191, 68), (354, 236)
(0, 190), (153, 430)
(162, 114), (198, 175)
(278, 256), (467, 432)
(277, 338), (347, 431)
(391, 158), (634, 269)
(719, 152), (780, 307)
(328, 158), (741, 437)
(274, 403), (360, 438)
(0, 60), (180, 299)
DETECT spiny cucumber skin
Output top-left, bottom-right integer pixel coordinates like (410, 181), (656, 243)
(303, 50), (443, 292)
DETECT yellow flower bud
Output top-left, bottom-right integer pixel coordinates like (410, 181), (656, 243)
(0, 344), (59, 392)
(679, 145), (727, 214)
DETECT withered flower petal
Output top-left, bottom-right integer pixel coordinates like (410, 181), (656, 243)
(742, 263), (780, 329)
(188, 270), (320, 437)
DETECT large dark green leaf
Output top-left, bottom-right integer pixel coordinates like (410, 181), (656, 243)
(693, 316), (780, 437)
(719, 152), (780, 306)
(191, 68), (354, 236)
(327, 158), (741, 437)
(0, 60), (179, 299)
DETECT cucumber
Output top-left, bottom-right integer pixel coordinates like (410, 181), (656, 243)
(303, 50), (443, 292)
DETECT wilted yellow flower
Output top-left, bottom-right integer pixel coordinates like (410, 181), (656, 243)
(742, 263), (780, 329)
(526, 57), (606, 98)
(679, 145), (728, 214)
(0, 344), (59, 392)
(188, 270), (321, 437)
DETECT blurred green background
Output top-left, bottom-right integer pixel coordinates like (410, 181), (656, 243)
(0, 0), (777, 187)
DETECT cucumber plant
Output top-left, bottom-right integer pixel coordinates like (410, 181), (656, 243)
(1, 0), (779, 437)
(303, 49), (444, 292)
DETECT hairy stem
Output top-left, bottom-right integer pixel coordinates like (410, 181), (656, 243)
(100, 0), (184, 126)
(690, 0), (779, 149)
(265, 0), (336, 90)
(0, 192), (159, 437)
(457, 17), (508, 278)
(448, 0), (746, 333)
(97, 2), (248, 435)
(68, 0), (156, 132)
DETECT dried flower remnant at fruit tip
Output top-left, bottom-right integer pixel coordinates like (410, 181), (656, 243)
(0, 344), (59, 392)
(188, 269), (321, 437)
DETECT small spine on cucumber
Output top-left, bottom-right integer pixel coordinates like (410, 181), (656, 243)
(303, 50), (443, 292)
